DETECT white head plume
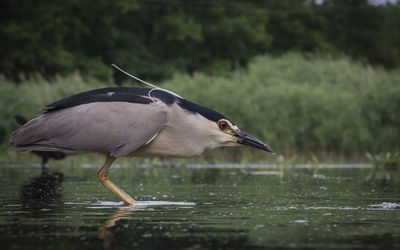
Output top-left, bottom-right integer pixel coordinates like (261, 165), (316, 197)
(111, 64), (182, 98)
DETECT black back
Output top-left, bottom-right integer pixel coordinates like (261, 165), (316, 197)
(43, 87), (229, 123)
(43, 87), (153, 112)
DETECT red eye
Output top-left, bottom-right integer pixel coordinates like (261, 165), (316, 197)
(218, 121), (228, 130)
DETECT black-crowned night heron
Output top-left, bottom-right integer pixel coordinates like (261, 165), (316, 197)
(10, 85), (274, 206)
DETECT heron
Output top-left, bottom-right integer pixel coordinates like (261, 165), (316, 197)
(10, 81), (274, 206)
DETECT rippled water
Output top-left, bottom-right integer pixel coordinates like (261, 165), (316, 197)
(0, 165), (399, 249)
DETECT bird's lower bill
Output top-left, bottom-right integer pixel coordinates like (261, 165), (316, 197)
(233, 129), (274, 153)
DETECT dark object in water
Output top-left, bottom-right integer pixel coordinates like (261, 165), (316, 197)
(20, 172), (64, 205)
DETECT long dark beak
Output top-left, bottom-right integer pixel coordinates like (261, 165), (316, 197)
(234, 129), (274, 153)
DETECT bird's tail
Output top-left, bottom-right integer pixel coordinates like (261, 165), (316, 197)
(10, 114), (75, 152)
(10, 116), (42, 146)
(10, 115), (55, 151)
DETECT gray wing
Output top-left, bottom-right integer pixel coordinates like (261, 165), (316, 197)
(10, 102), (167, 157)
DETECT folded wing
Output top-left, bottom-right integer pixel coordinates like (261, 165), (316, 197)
(10, 102), (167, 158)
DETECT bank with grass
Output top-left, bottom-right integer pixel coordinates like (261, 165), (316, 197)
(1, 54), (399, 163)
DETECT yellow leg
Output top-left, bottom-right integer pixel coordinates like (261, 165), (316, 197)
(97, 154), (136, 206)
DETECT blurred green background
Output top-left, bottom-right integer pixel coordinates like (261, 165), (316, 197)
(1, 0), (399, 162)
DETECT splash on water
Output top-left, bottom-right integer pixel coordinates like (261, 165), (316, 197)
(294, 219), (309, 224)
(64, 200), (196, 209)
(368, 202), (400, 210)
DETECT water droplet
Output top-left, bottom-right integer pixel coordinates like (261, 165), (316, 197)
(294, 219), (309, 224)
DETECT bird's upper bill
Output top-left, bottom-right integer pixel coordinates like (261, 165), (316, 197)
(233, 129), (274, 153)
(214, 119), (274, 154)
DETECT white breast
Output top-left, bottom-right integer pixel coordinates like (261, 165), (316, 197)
(130, 103), (220, 158)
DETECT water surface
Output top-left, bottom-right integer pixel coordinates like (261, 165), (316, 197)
(0, 165), (399, 249)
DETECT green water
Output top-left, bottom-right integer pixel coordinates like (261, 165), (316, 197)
(0, 165), (399, 249)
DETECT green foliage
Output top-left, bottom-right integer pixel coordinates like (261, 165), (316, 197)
(313, 0), (400, 68)
(0, 0), (272, 82)
(366, 152), (400, 169)
(365, 151), (400, 182)
(1, 54), (399, 158)
(1, 0), (399, 82)
(162, 54), (400, 155)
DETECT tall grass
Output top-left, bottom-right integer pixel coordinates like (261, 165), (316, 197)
(1, 54), (399, 162)
(162, 54), (400, 155)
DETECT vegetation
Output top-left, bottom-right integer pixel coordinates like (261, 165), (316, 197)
(366, 151), (400, 169)
(365, 151), (400, 181)
(163, 54), (400, 156)
(1, 54), (399, 163)
(1, 0), (399, 82)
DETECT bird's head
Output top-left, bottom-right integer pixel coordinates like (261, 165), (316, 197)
(208, 118), (274, 153)
(175, 98), (274, 154)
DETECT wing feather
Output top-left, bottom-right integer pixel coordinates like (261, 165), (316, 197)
(10, 102), (167, 157)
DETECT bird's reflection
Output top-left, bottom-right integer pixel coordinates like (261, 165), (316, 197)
(9, 169), (66, 238)
(20, 170), (65, 210)
(98, 206), (157, 250)
(98, 207), (133, 250)
(97, 203), (254, 250)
